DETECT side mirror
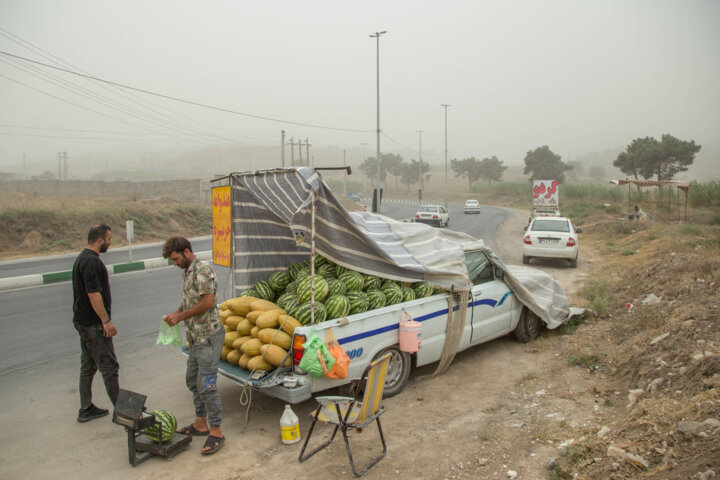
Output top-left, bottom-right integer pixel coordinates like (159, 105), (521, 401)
(576, 228), (583, 234)
(523, 226), (528, 232)
(495, 268), (504, 278)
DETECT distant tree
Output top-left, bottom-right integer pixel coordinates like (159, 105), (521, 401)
(523, 146), (572, 183)
(566, 161), (584, 179)
(359, 157), (386, 188)
(399, 163), (417, 191)
(478, 156), (506, 184)
(409, 158), (432, 190)
(450, 157), (482, 190)
(382, 153), (404, 189)
(614, 134), (700, 181)
(588, 165), (606, 181)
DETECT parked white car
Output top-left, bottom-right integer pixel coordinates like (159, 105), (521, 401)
(523, 216), (581, 267)
(415, 204), (449, 227)
(464, 199), (481, 214)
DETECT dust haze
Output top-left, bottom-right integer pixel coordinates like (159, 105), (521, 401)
(1, 0), (718, 182)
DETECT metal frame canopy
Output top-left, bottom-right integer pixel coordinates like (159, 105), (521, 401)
(610, 178), (691, 222)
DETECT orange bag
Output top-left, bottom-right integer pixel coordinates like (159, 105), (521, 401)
(323, 328), (350, 380)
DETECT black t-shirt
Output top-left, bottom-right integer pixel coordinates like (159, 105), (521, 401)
(72, 248), (111, 326)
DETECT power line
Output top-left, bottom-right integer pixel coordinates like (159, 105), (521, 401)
(0, 50), (374, 133)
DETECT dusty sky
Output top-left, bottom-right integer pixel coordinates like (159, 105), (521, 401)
(1, 0), (718, 176)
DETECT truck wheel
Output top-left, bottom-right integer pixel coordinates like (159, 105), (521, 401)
(513, 307), (542, 343)
(374, 346), (411, 398)
(522, 255), (530, 265)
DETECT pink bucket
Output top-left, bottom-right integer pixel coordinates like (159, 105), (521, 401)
(399, 313), (422, 353)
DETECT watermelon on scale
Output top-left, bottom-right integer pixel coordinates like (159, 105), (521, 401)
(144, 410), (176, 443)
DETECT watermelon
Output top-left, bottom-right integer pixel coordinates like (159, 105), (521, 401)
(296, 275), (329, 303)
(381, 278), (399, 289)
(433, 287), (445, 295)
(384, 287), (404, 305)
(295, 267), (312, 281)
(401, 286), (416, 302)
(312, 254), (328, 267)
(325, 295), (350, 319)
(268, 271), (291, 293)
(338, 271), (364, 292)
(144, 410), (176, 443)
(239, 289), (257, 298)
(288, 262), (307, 280)
(366, 289), (386, 310)
(253, 280), (276, 302)
(363, 275), (381, 291)
(276, 292), (298, 311)
(285, 280), (298, 296)
(292, 301), (327, 325)
(327, 278), (347, 297)
(412, 282), (433, 298)
(335, 265), (348, 277)
(317, 263), (336, 279)
(347, 290), (369, 315)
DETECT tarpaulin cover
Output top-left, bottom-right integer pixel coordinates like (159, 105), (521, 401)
(214, 167), (578, 328)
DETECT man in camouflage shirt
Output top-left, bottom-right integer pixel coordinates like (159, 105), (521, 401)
(163, 236), (226, 455)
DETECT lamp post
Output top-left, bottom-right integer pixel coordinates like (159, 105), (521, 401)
(441, 104), (450, 209)
(417, 130), (423, 200)
(370, 30), (387, 213)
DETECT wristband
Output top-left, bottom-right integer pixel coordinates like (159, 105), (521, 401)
(103, 319), (111, 325)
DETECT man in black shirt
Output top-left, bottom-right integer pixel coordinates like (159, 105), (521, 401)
(72, 224), (119, 423)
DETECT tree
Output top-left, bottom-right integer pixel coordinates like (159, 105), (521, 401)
(382, 153), (404, 190)
(399, 163), (417, 191)
(614, 134), (701, 180)
(523, 146), (572, 183)
(359, 157), (385, 188)
(566, 161), (584, 180)
(409, 158), (431, 190)
(450, 157), (482, 190)
(588, 165), (606, 181)
(478, 156), (507, 184)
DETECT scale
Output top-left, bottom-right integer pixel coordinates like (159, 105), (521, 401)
(112, 389), (192, 466)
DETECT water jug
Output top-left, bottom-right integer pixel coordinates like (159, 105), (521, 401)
(280, 404), (300, 444)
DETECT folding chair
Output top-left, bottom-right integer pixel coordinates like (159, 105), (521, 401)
(298, 352), (392, 477)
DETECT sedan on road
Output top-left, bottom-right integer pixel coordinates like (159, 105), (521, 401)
(415, 205), (449, 227)
(523, 216), (581, 267)
(464, 199), (481, 214)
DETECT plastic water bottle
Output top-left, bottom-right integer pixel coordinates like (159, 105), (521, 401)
(280, 404), (300, 444)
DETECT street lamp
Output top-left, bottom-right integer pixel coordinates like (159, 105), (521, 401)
(441, 104), (451, 209)
(370, 30), (387, 213)
(360, 142), (368, 198)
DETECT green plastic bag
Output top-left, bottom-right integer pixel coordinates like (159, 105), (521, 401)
(299, 328), (335, 378)
(156, 319), (182, 348)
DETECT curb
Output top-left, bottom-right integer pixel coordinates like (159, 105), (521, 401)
(0, 251), (212, 292)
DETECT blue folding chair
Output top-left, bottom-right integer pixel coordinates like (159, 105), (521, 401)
(299, 352), (392, 477)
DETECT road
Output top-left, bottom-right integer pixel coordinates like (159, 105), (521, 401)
(0, 201), (512, 479)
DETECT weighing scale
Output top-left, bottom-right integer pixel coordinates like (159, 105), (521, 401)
(112, 389), (192, 466)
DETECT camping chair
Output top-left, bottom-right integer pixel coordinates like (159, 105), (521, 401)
(298, 352), (392, 477)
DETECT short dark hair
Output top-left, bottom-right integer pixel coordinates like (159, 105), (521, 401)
(88, 224), (111, 243)
(163, 236), (192, 258)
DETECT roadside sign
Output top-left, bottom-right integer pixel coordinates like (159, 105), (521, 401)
(212, 186), (232, 267)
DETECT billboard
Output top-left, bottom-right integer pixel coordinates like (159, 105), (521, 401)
(532, 180), (559, 206)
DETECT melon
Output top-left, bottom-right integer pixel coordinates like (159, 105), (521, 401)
(325, 294), (350, 319)
(145, 410), (176, 443)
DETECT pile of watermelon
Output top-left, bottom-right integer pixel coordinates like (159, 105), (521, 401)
(238, 255), (440, 325)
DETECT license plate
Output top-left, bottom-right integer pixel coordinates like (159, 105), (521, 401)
(539, 238), (558, 244)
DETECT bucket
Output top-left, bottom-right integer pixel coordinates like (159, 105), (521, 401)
(399, 313), (422, 353)
(280, 404), (301, 444)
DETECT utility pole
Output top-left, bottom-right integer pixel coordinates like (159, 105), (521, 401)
(441, 104), (451, 209)
(63, 151), (68, 180)
(360, 142), (368, 197)
(370, 30), (387, 213)
(305, 138), (311, 167)
(417, 130), (423, 200)
(57, 152), (62, 180)
(289, 137), (295, 166)
(298, 138), (303, 166)
(281, 130), (285, 167)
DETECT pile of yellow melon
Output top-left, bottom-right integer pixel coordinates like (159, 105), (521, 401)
(218, 297), (302, 372)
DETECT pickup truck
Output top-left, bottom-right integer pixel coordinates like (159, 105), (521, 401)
(211, 247), (542, 403)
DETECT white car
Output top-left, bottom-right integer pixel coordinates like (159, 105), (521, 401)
(523, 216), (582, 267)
(464, 199), (481, 214)
(415, 205), (449, 227)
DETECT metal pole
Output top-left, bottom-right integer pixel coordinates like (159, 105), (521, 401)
(361, 142), (368, 197)
(370, 30), (387, 213)
(441, 104), (450, 209)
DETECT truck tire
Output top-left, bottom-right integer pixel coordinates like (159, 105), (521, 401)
(374, 346), (411, 398)
(513, 307), (542, 343)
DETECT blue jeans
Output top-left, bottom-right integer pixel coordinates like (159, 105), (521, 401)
(73, 321), (119, 408)
(186, 327), (224, 427)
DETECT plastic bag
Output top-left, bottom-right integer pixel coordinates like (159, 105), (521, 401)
(156, 319), (182, 348)
(323, 328), (350, 380)
(299, 327), (335, 378)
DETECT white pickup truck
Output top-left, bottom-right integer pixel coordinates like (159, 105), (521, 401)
(213, 247), (544, 403)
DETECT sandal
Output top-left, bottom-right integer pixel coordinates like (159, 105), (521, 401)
(201, 435), (225, 455)
(176, 424), (209, 436)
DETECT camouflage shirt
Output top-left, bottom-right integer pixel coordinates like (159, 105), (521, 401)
(182, 258), (222, 344)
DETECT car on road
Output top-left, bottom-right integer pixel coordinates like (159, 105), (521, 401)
(346, 192), (362, 201)
(464, 199), (481, 214)
(523, 216), (581, 267)
(415, 204), (449, 227)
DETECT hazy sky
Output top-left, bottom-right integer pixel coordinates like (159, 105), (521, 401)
(1, 0), (719, 174)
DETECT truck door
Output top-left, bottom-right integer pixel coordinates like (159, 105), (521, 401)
(464, 250), (514, 344)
